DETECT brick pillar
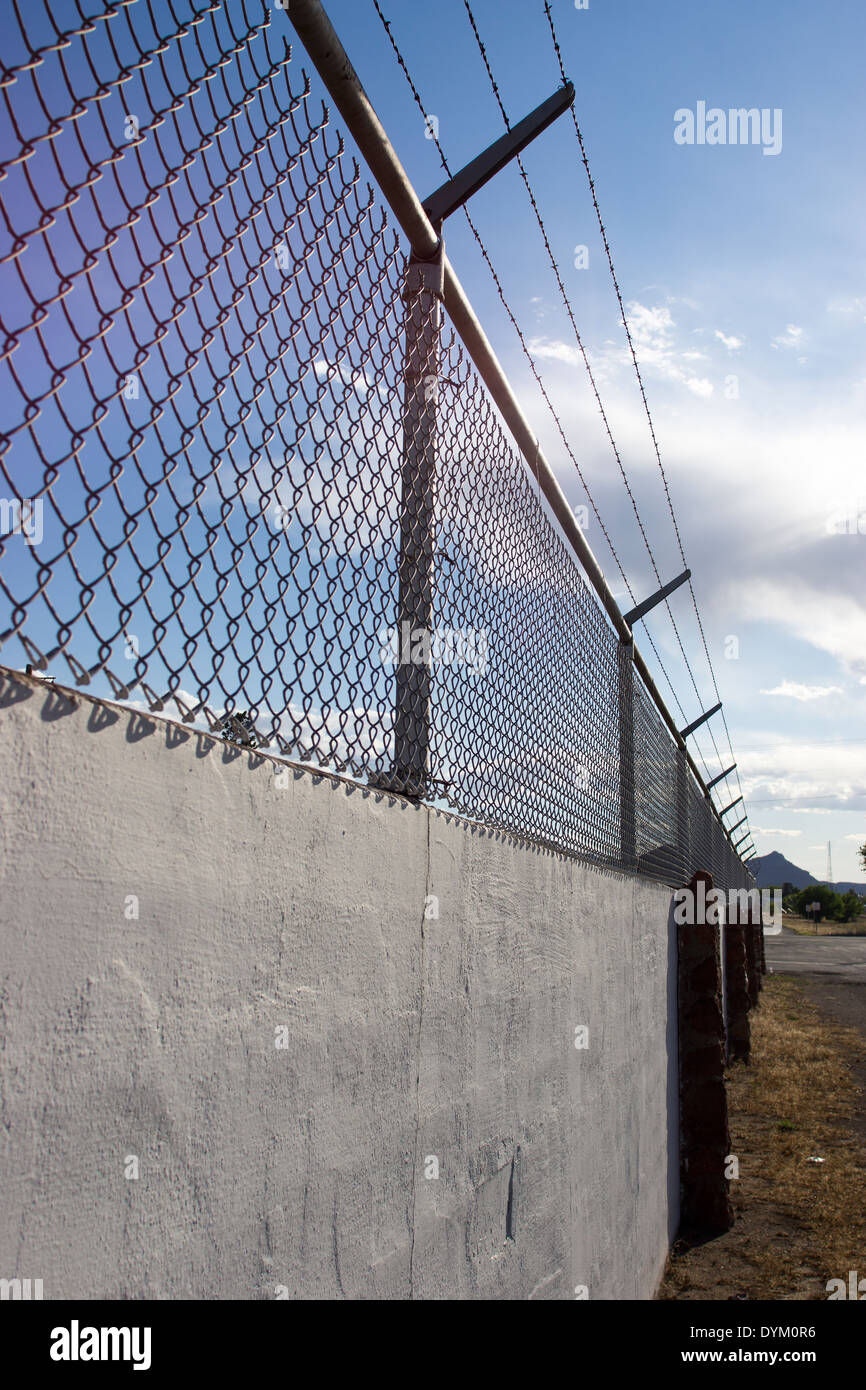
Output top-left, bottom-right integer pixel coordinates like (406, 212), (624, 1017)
(758, 904), (767, 979)
(744, 907), (761, 1010)
(755, 917), (765, 993)
(678, 869), (734, 1235)
(724, 916), (750, 1063)
(752, 892), (766, 998)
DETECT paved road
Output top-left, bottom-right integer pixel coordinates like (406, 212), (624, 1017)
(764, 926), (866, 981)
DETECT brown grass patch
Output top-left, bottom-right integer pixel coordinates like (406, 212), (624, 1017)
(785, 913), (866, 937)
(660, 975), (866, 1299)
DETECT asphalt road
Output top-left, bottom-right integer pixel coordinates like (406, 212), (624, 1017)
(764, 925), (866, 981)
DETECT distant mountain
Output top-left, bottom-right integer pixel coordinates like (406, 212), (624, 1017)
(750, 851), (866, 895)
(750, 851), (818, 889)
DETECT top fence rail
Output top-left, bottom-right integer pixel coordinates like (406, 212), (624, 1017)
(0, 0), (753, 894)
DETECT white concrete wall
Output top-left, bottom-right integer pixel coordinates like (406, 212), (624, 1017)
(0, 667), (678, 1300)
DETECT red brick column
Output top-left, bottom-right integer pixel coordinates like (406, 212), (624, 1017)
(678, 870), (734, 1235)
(745, 908), (761, 1009)
(758, 905), (767, 978)
(724, 917), (750, 1064)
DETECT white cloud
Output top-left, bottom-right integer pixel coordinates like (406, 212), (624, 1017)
(624, 301), (715, 397)
(528, 338), (583, 368)
(530, 300), (718, 399)
(772, 324), (804, 349)
(844, 833), (866, 841)
(313, 358), (371, 397)
(637, 303), (712, 388)
(745, 585), (866, 679)
(715, 330), (744, 351)
(626, 302), (676, 347)
(759, 681), (842, 701)
(752, 827), (802, 836)
(827, 295), (866, 320)
(685, 376), (714, 398)
(738, 742), (866, 817)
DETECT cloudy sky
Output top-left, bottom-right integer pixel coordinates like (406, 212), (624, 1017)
(319, 0), (866, 881)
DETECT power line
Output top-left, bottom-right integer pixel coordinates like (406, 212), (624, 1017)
(735, 735), (866, 750)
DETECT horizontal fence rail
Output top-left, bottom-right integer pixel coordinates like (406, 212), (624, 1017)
(0, 0), (753, 894)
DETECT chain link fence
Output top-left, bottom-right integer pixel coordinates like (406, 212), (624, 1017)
(0, 0), (752, 893)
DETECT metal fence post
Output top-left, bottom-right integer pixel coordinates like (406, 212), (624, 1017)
(676, 744), (691, 883)
(618, 639), (636, 871)
(390, 241), (445, 796)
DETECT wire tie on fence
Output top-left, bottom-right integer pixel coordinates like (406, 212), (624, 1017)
(62, 651), (91, 687)
(100, 664), (130, 701)
(20, 636), (48, 670)
(201, 705), (226, 733)
(139, 682), (165, 713)
(172, 691), (196, 723)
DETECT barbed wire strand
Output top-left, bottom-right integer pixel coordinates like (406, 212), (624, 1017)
(542, 0), (752, 841)
(368, 0), (723, 793)
(460, 0), (732, 798)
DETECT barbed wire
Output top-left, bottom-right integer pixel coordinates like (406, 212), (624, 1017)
(459, 0), (734, 797)
(542, 0), (752, 839)
(368, 0), (723, 789)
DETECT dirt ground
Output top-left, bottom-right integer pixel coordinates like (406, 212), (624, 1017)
(659, 974), (866, 1300)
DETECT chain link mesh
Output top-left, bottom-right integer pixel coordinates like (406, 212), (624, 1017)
(0, 0), (752, 893)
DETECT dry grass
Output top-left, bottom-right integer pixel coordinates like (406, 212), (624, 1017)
(785, 912), (866, 937)
(660, 976), (866, 1299)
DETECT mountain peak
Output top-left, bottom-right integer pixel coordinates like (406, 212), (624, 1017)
(749, 851), (866, 895)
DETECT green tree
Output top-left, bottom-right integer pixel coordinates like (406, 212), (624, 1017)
(836, 890), (864, 924)
(793, 884), (838, 921)
(794, 884), (864, 924)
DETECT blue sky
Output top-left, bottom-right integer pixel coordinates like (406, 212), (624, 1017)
(315, 0), (866, 881)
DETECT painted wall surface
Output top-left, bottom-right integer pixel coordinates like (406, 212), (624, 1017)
(0, 668), (678, 1300)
